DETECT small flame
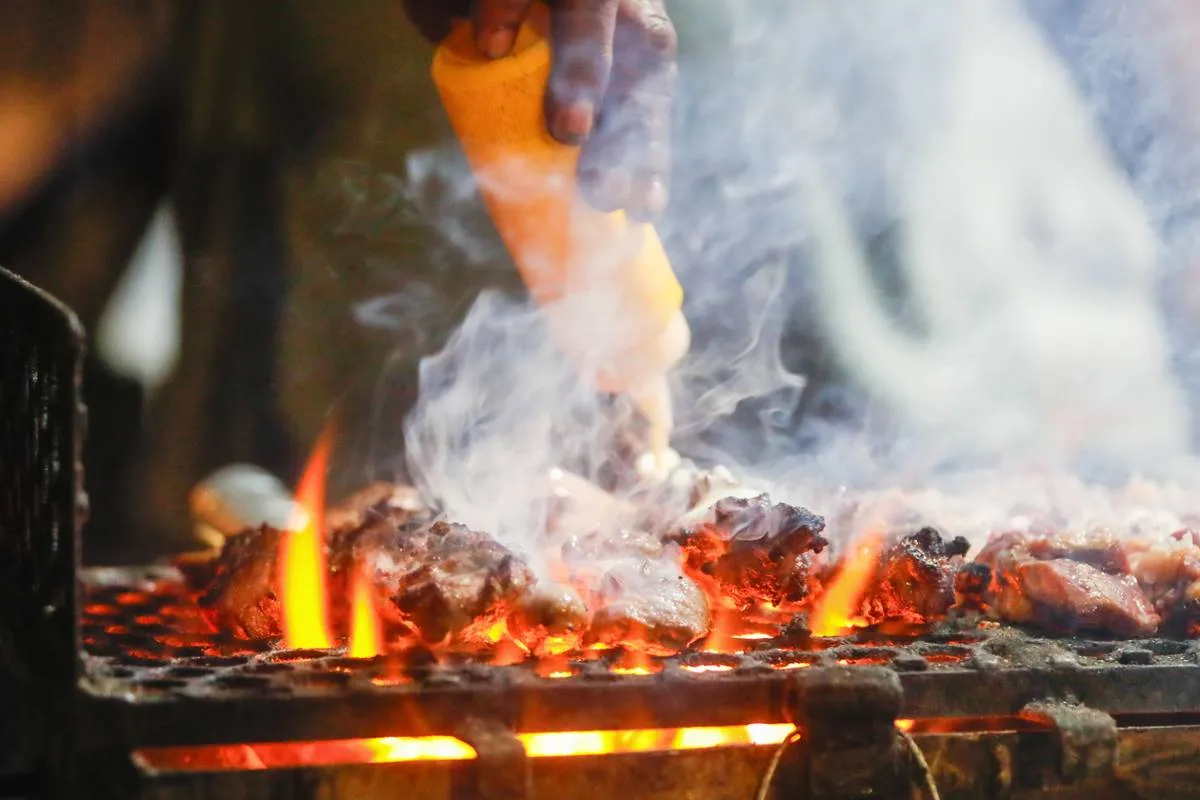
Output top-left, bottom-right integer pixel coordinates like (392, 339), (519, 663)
(699, 607), (742, 653)
(810, 532), (885, 637)
(348, 574), (382, 659)
(280, 429), (334, 649)
(611, 649), (659, 676)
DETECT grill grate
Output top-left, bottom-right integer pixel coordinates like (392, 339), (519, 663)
(79, 565), (1200, 748)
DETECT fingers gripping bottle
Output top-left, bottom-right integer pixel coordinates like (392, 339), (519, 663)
(431, 2), (690, 476)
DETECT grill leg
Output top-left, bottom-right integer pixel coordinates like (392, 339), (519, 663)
(781, 666), (916, 800)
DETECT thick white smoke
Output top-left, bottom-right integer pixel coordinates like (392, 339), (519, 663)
(390, 0), (1200, 556)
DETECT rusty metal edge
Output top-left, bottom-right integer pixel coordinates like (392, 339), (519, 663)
(71, 660), (1200, 749)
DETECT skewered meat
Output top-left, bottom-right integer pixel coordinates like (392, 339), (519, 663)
(583, 559), (711, 656)
(976, 531), (1159, 637)
(859, 527), (970, 625)
(200, 525), (284, 639)
(668, 495), (828, 610)
(507, 583), (590, 656)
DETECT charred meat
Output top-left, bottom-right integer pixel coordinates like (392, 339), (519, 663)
(858, 527), (970, 625)
(337, 519), (534, 646)
(199, 525), (284, 639)
(669, 495), (828, 610)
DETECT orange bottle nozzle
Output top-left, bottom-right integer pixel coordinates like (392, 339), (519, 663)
(430, 4), (689, 411)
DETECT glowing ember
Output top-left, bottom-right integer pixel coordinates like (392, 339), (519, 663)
(733, 631), (773, 641)
(491, 635), (528, 666)
(810, 532), (885, 637)
(681, 664), (735, 674)
(348, 573), (382, 659)
(280, 430), (334, 649)
(535, 657), (573, 678)
(610, 665), (654, 676)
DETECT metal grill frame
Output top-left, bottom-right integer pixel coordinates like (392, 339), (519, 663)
(0, 264), (86, 789)
(74, 563), (1200, 748)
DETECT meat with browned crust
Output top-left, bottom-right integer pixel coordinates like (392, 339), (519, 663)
(199, 483), (431, 642)
(199, 525), (284, 639)
(335, 518), (535, 646)
(1127, 529), (1200, 635)
(976, 531), (1159, 637)
(858, 527), (970, 625)
(583, 559), (711, 656)
(668, 495), (828, 610)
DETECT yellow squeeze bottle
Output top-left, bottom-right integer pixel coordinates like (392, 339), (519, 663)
(431, 3), (689, 475)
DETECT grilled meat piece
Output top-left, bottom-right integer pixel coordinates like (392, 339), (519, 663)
(507, 583), (590, 656)
(669, 495), (828, 610)
(200, 525), (284, 639)
(335, 519), (535, 646)
(993, 559), (1159, 637)
(198, 483), (431, 639)
(859, 527), (970, 625)
(977, 531), (1159, 637)
(584, 559), (711, 656)
(1127, 529), (1200, 634)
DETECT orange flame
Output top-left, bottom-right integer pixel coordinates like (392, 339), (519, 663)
(348, 573), (382, 659)
(810, 532), (884, 637)
(700, 607), (742, 654)
(280, 429), (334, 649)
(611, 649), (659, 676)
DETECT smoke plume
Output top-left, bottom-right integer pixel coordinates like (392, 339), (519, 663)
(389, 0), (1200, 555)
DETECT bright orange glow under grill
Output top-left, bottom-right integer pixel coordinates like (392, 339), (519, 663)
(809, 532), (884, 637)
(132, 721), (924, 773)
(280, 429), (334, 649)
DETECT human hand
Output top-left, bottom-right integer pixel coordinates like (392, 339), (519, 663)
(403, 0), (677, 220)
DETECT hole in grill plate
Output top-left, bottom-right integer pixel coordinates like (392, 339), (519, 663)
(166, 666), (215, 679)
(266, 648), (329, 663)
